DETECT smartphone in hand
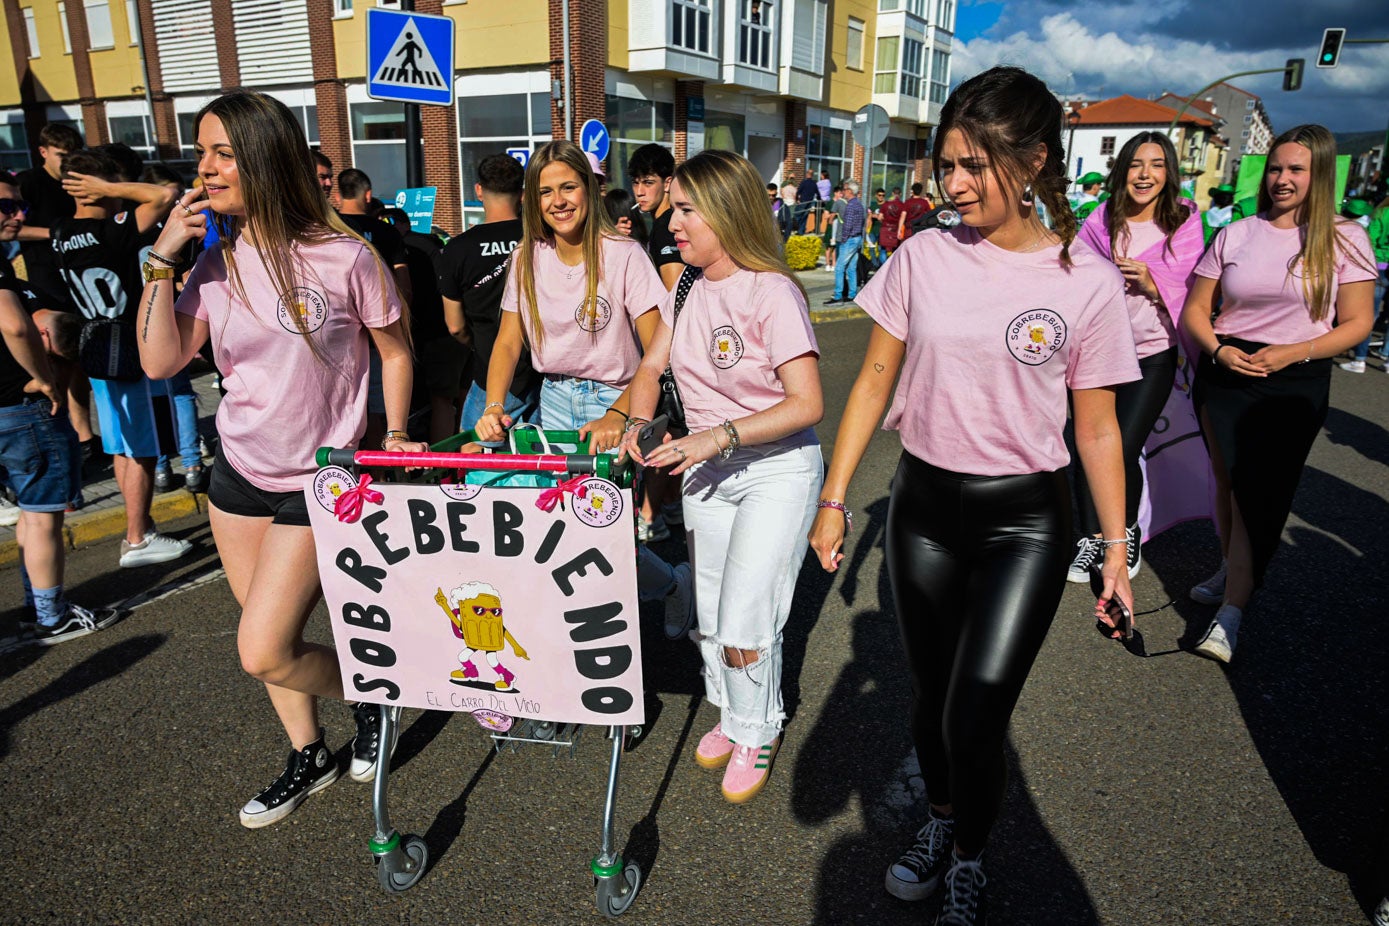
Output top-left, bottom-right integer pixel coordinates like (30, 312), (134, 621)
(637, 414), (670, 458)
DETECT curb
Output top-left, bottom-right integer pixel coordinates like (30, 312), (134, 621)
(0, 490), (209, 568)
(810, 306), (868, 324)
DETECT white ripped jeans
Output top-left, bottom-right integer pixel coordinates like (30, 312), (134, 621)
(682, 438), (823, 748)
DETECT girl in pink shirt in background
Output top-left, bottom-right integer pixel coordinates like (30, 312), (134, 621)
(475, 140), (694, 636)
(1182, 124), (1376, 664)
(136, 90), (426, 829)
(809, 67), (1138, 925)
(1070, 131), (1205, 584)
(620, 150), (824, 805)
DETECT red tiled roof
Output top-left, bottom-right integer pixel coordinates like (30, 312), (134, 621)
(1075, 94), (1214, 128)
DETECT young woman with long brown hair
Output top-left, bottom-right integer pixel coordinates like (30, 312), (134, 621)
(1068, 130), (1205, 586)
(809, 67), (1139, 924)
(1181, 124), (1376, 663)
(135, 89), (427, 827)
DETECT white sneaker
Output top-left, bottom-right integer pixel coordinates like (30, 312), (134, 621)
(1194, 604), (1242, 664)
(1066, 536), (1103, 583)
(1340, 360), (1366, 373)
(1190, 561), (1228, 605)
(119, 530), (193, 568)
(1372, 895), (1389, 926)
(0, 495), (19, 527)
(664, 562), (695, 640)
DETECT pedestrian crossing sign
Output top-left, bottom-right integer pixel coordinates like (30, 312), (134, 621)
(366, 8), (454, 106)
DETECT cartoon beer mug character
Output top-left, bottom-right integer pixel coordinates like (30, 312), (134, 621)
(1024, 323), (1047, 355)
(435, 581), (530, 691)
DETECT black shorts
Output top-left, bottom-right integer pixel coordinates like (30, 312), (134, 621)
(206, 449), (312, 526)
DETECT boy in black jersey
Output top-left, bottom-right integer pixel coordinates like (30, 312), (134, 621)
(627, 144), (684, 292)
(437, 153), (539, 430)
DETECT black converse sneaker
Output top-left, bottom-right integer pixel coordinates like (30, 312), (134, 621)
(936, 854), (987, 925)
(1126, 522), (1142, 579)
(349, 702), (399, 783)
(239, 733), (340, 828)
(885, 812), (955, 901)
(1066, 537), (1103, 583)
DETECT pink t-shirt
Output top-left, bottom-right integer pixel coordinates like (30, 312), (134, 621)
(1196, 215), (1377, 343)
(660, 268), (819, 438)
(501, 235), (666, 390)
(856, 225), (1141, 476)
(175, 235), (401, 492)
(1078, 216), (1178, 359)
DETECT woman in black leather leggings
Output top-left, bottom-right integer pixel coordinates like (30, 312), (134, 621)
(809, 67), (1139, 926)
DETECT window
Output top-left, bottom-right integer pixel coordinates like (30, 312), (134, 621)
(604, 93), (674, 191)
(874, 36), (899, 93)
(900, 37), (923, 97)
(806, 123), (851, 187)
(457, 90), (553, 227)
(0, 122), (29, 170)
(738, 0), (772, 69)
(58, 2), (72, 52)
(125, 0), (138, 44)
(1245, 99), (1255, 110)
(108, 114), (153, 156)
(376, 0), (400, 7)
(879, 0), (925, 14)
(671, 0), (711, 55)
(868, 135), (915, 198)
(334, 0), (352, 15)
(177, 112), (196, 156)
(929, 48), (949, 104)
(23, 8), (39, 57)
(846, 17), (863, 70)
(934, 0), (953, 28)
(351, 101), (408, 198)
(1100, 136), (1115, 156)
(84, 0), (115, 49)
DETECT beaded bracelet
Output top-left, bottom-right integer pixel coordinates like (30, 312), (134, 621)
(718, 419), (740, 461)
(817, 500), (853, 532)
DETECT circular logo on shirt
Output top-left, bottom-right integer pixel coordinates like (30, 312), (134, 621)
(439, 481), (483, 501)
(574, 295), (613, 332)
(709, 326), (745, 369)
(1005, 310), (1067, 366)
(277, 287), (328, 334)
(572, 477), (624, 528)
(312, 466), (358, 512)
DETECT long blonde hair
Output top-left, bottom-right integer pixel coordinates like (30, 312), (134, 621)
(195, 90), (405, 355)
(513, 139), (616, 348)
(671, 149), (807, 303)
(1256, 124), (1373, 323)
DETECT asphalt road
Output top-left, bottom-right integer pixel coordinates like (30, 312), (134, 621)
(3, 313), (1387, 925)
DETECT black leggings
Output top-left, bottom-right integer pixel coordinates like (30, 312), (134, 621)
(1074, 345), (1178, 535)
(886, 453), (1072, 854)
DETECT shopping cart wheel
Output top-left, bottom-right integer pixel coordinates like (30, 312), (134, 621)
(594, 860), (641, 917)
(375, 834), (428, 893)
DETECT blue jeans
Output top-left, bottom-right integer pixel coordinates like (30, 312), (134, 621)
(155, 371), (201, 471)
(834, 234), (862, 300)
(460, 380), (541, 440)
(1351, 268), (1389, 361)
(0, 398), (81, 512)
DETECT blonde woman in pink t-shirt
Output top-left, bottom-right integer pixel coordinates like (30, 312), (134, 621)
(136, 91), (426, 829)
(808, 68), (1138, 923)
(1182, 125), (1376, 664)
(620, 150), (825, 805)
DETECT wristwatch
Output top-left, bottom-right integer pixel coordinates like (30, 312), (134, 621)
(142, 260), (176, 282)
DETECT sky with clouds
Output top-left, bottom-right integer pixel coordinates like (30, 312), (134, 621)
(951, 0), (1389, 135)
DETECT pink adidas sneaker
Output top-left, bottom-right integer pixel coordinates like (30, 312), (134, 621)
(721, 738), (780, 804)
(695, 722), (735, 769)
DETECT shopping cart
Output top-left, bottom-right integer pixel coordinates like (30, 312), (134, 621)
(308, 430), (644, 916)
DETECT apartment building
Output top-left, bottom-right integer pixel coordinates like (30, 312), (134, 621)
(1066, 94), (1226, 205)
(0, 0), (953, 232)
(1157, 83), (1273, 183)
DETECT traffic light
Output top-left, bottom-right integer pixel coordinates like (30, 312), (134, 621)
(1316, 27), (1345, 68)
(1284, 58), (1305, 92)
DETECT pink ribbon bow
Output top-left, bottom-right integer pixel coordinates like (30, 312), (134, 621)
(334, 473), (384, 523)
(535, 474), (589, 513)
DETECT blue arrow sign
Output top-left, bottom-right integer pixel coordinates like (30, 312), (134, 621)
(579, 119), (610, 162)
(367, 9), (455, 106)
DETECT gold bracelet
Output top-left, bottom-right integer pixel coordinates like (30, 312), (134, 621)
(381, 429), (410, 449)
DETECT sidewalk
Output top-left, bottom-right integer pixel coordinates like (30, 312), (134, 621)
(1, 268), (862, 567)
(0, 368), (223, 567)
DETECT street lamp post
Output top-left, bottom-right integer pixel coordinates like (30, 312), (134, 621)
(1066, 110), (1082, 193)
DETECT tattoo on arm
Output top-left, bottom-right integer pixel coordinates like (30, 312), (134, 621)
(141, 283), (159, 343)
(873, 363), (885, 374)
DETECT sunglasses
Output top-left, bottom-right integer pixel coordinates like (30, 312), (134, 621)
(0, 198), (30, 216)
(470, 605), (503, 617)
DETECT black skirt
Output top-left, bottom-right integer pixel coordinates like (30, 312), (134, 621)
(1192, 336), (1330, 586)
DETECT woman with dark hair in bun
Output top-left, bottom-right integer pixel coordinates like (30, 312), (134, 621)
(809, 66), (1139, 924)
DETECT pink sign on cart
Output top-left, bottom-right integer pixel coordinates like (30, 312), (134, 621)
(306, 469), (644, 727)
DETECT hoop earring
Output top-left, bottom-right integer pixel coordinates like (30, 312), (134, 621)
(1021, 184), (1035, 207)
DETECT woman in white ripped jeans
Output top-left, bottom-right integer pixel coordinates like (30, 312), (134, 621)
(621, 149), (824, 804)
